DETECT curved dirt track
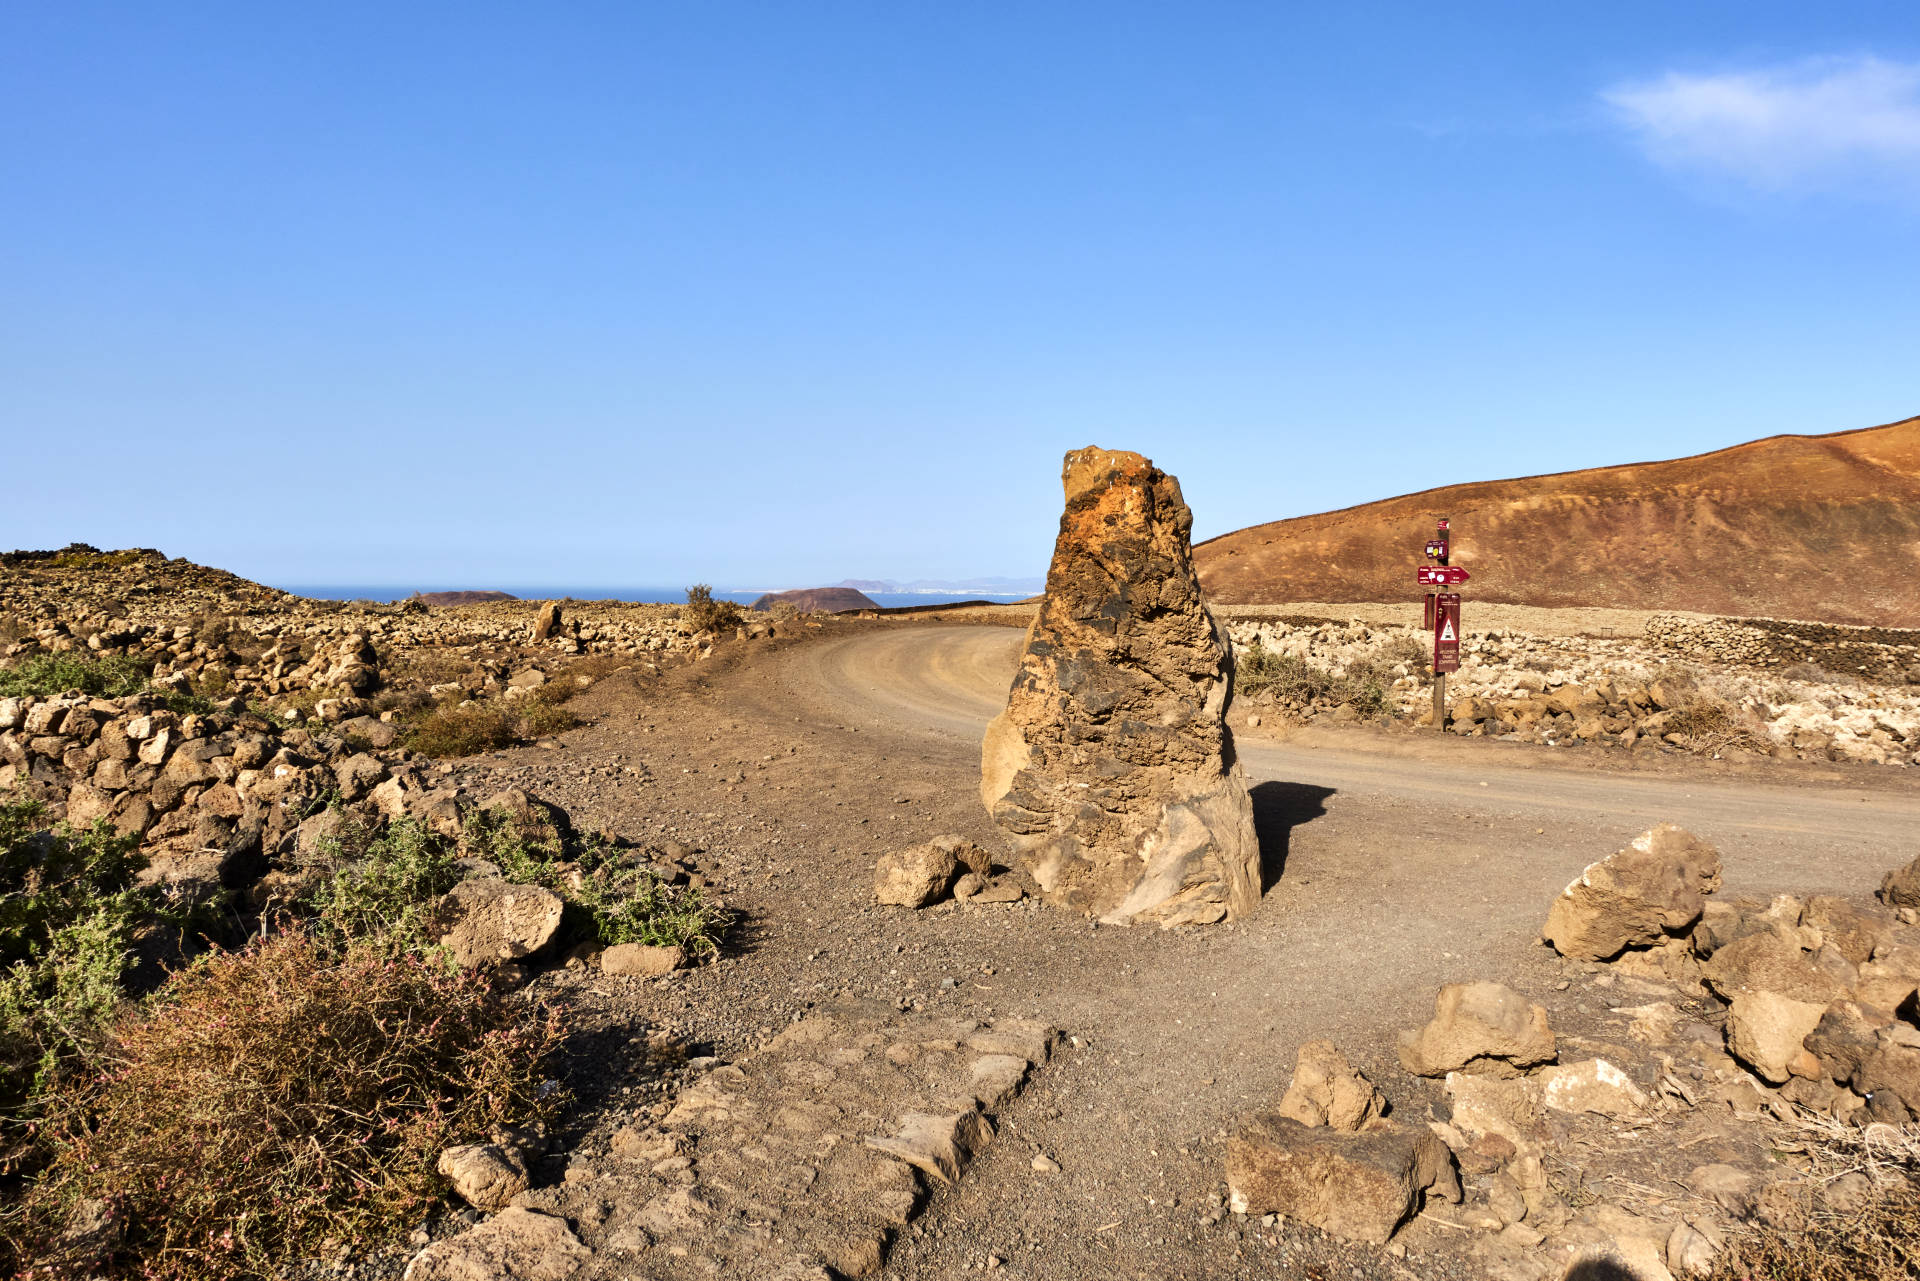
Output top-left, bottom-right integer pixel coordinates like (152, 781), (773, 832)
(797, 624), (1920, 891)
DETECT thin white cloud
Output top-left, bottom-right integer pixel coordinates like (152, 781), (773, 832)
(1603, 56), (1920, 192)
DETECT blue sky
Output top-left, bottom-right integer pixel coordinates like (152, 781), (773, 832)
(4, 3), (1916, 590)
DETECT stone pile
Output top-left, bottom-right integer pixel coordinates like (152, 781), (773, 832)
(1227, 617), (1920, 767)
(1225, 826), (1920, 1280)
(417, 1003), (1058, 1280)
(981, 448), (1261, 927)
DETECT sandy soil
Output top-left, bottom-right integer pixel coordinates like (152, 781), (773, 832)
(446, 620), (1920, 1280)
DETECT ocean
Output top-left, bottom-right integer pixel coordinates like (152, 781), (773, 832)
(275, 586), (1030, 610)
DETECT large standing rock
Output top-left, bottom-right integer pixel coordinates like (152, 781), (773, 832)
(979, 448), (1259, 927)
(1226, 1115), (1460, 1244)
(1541, 824), (1721, 960)
(532, 602), (563, 643)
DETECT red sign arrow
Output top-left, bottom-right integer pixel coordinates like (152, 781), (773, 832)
(1416, 566), (1471, 586)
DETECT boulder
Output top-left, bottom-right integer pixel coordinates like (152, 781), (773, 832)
(1399, 982), (1556, 1078)
(1277, 1040), (1386, 1132)
(1800, 895), (1893, 967)
(874, 835), (988, 908)
(601, 942), (685, 977)
(1226, 1115), (1460, 1244)
(1880, 855), (1920, 909)
(1541, 824), (1721, 960)
(1702, 927), (1847, 1005)
(437, 878), (565, 967)
(979, 447), (1259, 927)
(404, 1207), (591, 1281)
(1725, 991), (1827, 1084)
(1804, 1001), (1892, 1084)
(437, 1142), (529, 1211)
(532, 602), (563, 643)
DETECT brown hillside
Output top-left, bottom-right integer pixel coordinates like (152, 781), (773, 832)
(1194, 415), (1920, 627)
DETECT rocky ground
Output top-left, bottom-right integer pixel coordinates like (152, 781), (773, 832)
(7, 550), (1920, 1280)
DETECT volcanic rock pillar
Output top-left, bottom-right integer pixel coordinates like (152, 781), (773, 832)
(981, 447), (1261, 927)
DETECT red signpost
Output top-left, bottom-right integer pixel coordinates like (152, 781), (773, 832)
(1417, 518), (1464, 730)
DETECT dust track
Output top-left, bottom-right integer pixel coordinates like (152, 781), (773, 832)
(796, 625), (1918, 896)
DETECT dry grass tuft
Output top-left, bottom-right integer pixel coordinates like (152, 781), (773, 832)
(6, 929), (560, 1280)
(1708, 1116), (1920, 1281)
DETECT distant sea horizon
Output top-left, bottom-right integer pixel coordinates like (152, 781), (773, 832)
(275, 585), (1033, 610)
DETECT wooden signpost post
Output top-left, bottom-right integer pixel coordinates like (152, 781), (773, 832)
(1417, 519), (1468, 731)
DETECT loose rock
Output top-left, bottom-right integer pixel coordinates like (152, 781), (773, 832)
(1541, 823), (1721, 961)
(1399, 982), (1556, 1078)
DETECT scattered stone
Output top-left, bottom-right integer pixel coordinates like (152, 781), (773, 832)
(874, 835), (987, 908)
(1399, 982), (1556, 1078)
(1444, 1074), (1547, 1149)
(1725, 991), (1828, 1084)
(404, 1207), (591, 1281)
(1880, 855), (1920, 909)
(1031, 1153), (1060, 1173)
(979, 447), (1260, 927)
(1800, 895), (1894, 966)
(1226, 1115), (1460, 1244)
(437, 1142), (530, 1211)
(1667, 1222), (1717, 1277)
(600, 942), (685, 977)
(1686, 1164), (1756, 1216)
(1537, 1059), (1651, 1120)
(1276, 1040), (1386, 1132)
(1701, 927), (1847, 1005)
(437, 878), (565, 967)
(1542, 824), (1722, 960)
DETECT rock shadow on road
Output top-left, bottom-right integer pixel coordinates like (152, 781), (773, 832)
(1250, 779), (1333, 892)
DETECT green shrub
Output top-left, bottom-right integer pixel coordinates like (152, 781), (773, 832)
(6, 930), (561, 1280)
(683, 583), (744, 635)
(303, 816), (466, 955)
(0, 654), (150, 700)
(0, 795), (150, 1122)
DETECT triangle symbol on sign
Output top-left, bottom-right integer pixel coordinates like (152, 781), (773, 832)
(1439, 620), (1456, 642)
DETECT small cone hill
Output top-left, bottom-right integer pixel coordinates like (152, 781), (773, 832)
(1194, 415), (1920, 627)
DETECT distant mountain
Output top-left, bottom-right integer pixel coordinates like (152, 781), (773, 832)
(831, 576), (1044, 595)
(752, 587), (881, 614)
(1193, 414), (1920, 627)
(414, 590), (518, 606)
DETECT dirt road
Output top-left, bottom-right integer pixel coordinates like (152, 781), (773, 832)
(475, 622), (1919, 1280)
(804, 625), (1920, 888)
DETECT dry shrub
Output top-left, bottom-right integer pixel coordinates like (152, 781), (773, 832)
(7, 929), (560, 1279)
(683, 584), (743, 635)
(1708, 1118), (1920, 1281)
(1666, 694), (1775, 755)
(1237, 647), (1389, 718)
(402, 701), (517, 758)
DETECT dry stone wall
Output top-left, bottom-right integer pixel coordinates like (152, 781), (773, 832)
(1228, 617), (1920, 767)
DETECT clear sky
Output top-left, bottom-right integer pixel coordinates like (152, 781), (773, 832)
(4, 3), (1916, 590)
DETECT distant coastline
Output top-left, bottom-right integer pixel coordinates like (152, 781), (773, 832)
(276, 585), (1032, 609)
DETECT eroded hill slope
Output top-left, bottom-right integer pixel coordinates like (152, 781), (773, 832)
(1194, 415), (1920, 626)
